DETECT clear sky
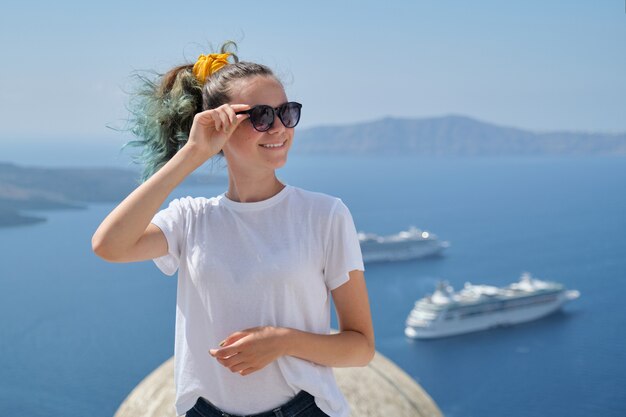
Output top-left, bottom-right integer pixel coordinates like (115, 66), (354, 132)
(1, 0), (624, 144)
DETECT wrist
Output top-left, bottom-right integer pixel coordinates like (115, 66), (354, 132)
(274, 326), (296, 357)
(177, 142), (213, 168)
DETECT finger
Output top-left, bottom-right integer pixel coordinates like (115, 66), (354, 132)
(209, 347), (232, 358)
(228, 360), (250, 373)
(193, 109), (218, 127)
(194, 105), (247, 122)
(229, 104), (251, 112)
(210, 111), (223, 131)
(221, 331), (248, 347)
(233, 113), (249, 128)
(223, 105), (237, 125)
(216, 351), (244, 366)
(215, 352), (243, 366)
(231, 107), (250, 128)
(213, 345), (243, 359)
(215, 108), (230, 131)
(239, 367), (257, 376)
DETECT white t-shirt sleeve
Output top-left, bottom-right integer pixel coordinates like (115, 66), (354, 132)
(323, 199), (365, 290)
(150, 198), (188, 276)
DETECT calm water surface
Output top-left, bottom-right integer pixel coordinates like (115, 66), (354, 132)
(0, 155), (625, 417)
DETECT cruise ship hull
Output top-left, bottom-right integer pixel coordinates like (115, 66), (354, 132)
(405, 290), (578, 339)
(361, 240), (448, 263)
(358, 227), (449, 263)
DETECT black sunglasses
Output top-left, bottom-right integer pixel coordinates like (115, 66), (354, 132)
(236, 102), (302, 132)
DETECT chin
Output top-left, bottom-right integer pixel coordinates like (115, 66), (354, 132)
(263, 144), (290, 169)
(269, 154), (289, 169)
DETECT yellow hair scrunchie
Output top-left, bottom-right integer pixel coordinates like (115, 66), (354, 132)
(192, 53), (231, 83)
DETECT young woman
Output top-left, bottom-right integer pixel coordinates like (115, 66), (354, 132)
(92, 43), (374, 417)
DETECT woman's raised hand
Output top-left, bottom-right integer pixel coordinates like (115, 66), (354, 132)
(185, 103), (250, 160)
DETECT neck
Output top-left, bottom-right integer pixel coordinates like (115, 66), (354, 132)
(225, 167), (285, 203)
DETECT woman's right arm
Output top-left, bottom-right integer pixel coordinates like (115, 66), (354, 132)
(91, 143), (207, 262)
(91, 104), (249, 263)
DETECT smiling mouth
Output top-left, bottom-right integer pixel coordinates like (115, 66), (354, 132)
(259, 140), (287, 149)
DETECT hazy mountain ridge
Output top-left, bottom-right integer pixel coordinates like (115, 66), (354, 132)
(292, 115), (626, 155)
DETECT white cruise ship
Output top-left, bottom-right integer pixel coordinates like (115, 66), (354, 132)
(358, 226), (449, 263)
(405, 273), (580, 339)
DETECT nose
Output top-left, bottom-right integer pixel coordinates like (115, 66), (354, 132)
(267, 113), (286, 135)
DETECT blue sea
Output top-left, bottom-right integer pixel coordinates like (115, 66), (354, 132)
(1, 150), (625, 417)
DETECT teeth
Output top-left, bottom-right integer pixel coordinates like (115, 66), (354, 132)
(261, 142), (285, 148)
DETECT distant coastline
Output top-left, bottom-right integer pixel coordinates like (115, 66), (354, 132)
(2, 114), (625, 227)
(0, 162), (226, 228)
(0, 208), (46, 227)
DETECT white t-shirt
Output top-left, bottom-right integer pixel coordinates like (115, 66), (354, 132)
(150, 184), (364, 417)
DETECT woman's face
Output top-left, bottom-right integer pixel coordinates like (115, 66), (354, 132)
(222, 75), (294, 174)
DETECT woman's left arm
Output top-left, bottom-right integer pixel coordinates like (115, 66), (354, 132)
(285, 269), (375, 367)
(210, 269), (375, 375)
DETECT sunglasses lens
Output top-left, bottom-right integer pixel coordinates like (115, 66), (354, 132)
(250, 105), (274, 132)
(279, 102), (301, 128)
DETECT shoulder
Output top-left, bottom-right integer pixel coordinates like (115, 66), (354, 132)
(287, 186), (345, 214)
(161, 195), (220, 216)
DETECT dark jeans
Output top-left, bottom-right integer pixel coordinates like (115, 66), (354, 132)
(185, 390), (330, 417)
